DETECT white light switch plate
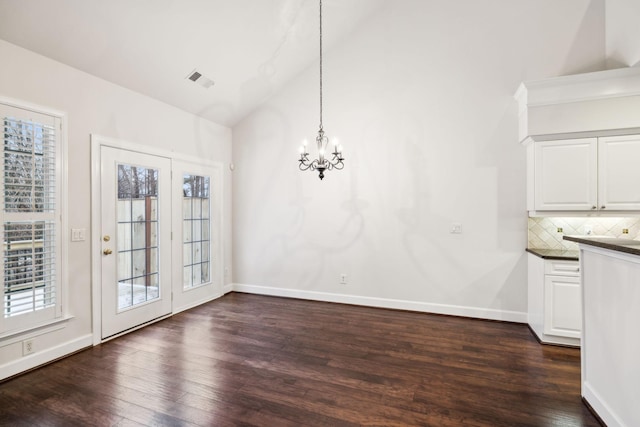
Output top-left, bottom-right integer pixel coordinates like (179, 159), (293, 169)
(71, 228), (86, 242)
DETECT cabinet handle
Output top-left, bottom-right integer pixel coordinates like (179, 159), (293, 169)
(601, 205), (606, 209)
(591, 206), (597, 210)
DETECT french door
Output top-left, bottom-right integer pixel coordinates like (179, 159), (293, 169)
(100, 146), (172, 339)
(171, 160), (222, 313)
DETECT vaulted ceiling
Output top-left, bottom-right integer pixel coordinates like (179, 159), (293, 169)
(0, 0), (385, 127)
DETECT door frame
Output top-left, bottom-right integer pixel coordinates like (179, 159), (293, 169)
(90, 134), (225, 345)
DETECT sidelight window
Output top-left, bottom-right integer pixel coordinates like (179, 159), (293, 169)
(182, 174), (211, 289)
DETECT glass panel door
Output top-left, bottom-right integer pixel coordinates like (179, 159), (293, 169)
(116, 165), (159, 309)
(100, 146), (171, 339)
(171, 160), (222, 313)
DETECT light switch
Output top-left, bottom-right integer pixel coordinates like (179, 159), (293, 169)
(71, 228), (86, 242)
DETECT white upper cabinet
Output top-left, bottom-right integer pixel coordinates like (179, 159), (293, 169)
(534, 138), (597, 211)
(517, 67), (640, 213)
(531, 135), (640, 212)
(598, 135), (640, 210)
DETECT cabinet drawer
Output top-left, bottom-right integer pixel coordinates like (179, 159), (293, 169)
(544, 260), (580, 276)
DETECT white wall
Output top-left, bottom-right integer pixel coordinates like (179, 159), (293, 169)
(232, 0), (606, 320)
(605, 0), (640, 68)
(0, 39), (232, 377)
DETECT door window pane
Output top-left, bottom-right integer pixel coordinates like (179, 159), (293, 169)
(182, 174), (211, 289)
(116, 164), (160, 310)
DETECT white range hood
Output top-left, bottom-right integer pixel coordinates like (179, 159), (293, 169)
(515, 66), (640, 143)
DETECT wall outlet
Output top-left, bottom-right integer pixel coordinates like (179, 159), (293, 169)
(623, 228), (629, 234)
(557, 227), (563, 233)
(584, 225), (593, 235)
(340, 273), (347, 285)
(23, 339), (34, 356)
(450, 223), (462, 234)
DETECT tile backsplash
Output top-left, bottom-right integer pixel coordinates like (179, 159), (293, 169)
(528, 217), (640, 250)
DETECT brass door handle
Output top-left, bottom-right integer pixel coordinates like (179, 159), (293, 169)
(103, 249), (113, 255)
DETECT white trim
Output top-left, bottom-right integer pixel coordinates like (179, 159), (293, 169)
(583, 382), (625, 427)
(90, 134), (226, 345)
(222, 283), (233, 294)
(173, 292), (224, 315)
(579, 244), (640, 264)
(0, 97), (69, 334)
(0, 95), (66, 118)
(0, 315), (74, 344)
(0, 333), (92, 381)
(90, 134), (222, 168)
(232, 284), (527, 323)
(515, 67), (640, 108)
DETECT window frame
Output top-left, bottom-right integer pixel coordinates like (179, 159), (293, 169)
(0, 97), (67, 338)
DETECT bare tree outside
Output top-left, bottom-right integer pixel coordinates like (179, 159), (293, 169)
(3, 118), (56, 317)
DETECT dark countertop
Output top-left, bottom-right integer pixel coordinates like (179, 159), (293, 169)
(526, 248), (579, 261)
(563, 235), (640, 257)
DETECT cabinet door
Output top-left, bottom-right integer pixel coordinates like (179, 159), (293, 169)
(534, 138), (597, 211)
(598, 134), (640, 210)
(543, 275), (581, 338)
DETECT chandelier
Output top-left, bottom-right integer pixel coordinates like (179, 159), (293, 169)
(298, 0), (344, 180)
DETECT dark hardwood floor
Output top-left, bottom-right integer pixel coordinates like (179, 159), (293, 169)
(0, 293), (601, 426)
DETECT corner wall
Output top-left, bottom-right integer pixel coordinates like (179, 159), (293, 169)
(605, 0), (640, 67)
(0, 39), (232, 378)
(231, 0), (606, 321)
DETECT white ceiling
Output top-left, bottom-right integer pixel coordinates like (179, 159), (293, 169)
(0, 0), (385, 127)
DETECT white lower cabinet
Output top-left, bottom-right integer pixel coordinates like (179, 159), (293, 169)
(527, 253), (581, 346)
(543, 275), (581, 338)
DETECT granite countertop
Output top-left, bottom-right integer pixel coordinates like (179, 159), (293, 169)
(563, 235), (640, 257)
(525, 248), (580, 261)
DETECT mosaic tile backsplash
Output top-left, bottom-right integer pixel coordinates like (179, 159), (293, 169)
(528, 217), (640, 251)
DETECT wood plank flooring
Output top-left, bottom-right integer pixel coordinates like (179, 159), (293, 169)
(0, 293), (602, 426)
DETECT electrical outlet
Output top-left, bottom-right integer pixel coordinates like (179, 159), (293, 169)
(23, 340), (34, 356)
(450, 223), (462, 234)
(623, 228), (629, 234)
(557, 227), (563, 233)
(584, 225), (593, 235)
(340, 273), (347, 285)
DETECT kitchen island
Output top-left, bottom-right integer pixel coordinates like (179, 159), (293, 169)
(563, 236), (640, 427)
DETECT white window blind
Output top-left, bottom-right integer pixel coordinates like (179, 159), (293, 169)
(1, 103), (62, 333)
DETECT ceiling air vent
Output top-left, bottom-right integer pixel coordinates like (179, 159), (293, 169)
(186, 69), (214, 89)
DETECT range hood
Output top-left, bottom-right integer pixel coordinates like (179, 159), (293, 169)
(514, 66), (640, 143)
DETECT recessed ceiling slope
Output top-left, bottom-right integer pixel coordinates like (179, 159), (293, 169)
(0, 0), (386, 127)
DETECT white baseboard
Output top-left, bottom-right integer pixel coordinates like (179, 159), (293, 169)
(1, 333), (93, 381)
(583, 382), (625, 427)
(232, 283), (527, 323)
(173, 292), (225, 315)
(222, 283), (233, 294)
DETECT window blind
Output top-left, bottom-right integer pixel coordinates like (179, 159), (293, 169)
(2, 111), (60, 325)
